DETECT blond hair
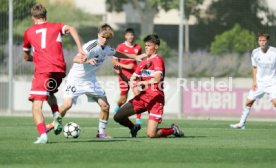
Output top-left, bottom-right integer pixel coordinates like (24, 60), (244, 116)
(98, 24), (114, 38)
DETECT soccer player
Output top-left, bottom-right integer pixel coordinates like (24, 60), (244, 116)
(230, 32), (276, 129)
(23, 4), (84, 144)
(46, 24), (144, 138)
(113, 34), (184, 138)
(112, 28), (143, 125)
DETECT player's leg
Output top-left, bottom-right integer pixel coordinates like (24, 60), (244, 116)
(114, 80), (129, 113)
(131, 86), (143, 125)
(45, 72), (65, 135)
(230, 87), (264, 129)
(46, 97), (73, 133)
(59, 97), (73, 117)
(32, 100), (48, 144)
(113, 102), (142, 137)
(29, 72), (49, 143)
(95, 96), (112, 138)
(230, 98), (255, 129)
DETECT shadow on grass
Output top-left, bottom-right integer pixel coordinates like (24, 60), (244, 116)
(48, 138), (140, 144)
(183, 135), (208, 138)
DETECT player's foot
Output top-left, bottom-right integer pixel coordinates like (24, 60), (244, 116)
(171, 123), (184, 137)
(53, 112), (62, 135)
(229, 123), (245, 129)
(33, 134), (48, 144)
(46, 122), (54, 133)
(114, 106), (120, 113)
(130, 124), (141, 138)
(136, 119), (142, 125)
(96, 133), (112, 139)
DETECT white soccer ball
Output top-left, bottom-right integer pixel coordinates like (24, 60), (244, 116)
(63, 122), (81, 138)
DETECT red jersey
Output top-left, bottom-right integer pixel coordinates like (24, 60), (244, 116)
(116, 42), (142, 77)
(134, 55), (165, 94)
(23, 22), (67, 73)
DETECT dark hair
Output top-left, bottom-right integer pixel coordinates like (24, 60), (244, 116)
(31, 4), (47, 19)
(258, 32), (270, 40)
(124, 28), (135, 35)
(143, 34), (160, 46)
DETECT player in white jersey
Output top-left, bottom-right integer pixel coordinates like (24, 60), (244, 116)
(46, 24), (145, 138)
(230, 32), (276, 129)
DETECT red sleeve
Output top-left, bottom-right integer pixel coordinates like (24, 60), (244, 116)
(56, 23), (66, 35)
(116, 43), (123, 52)
(153, 56), (164, 72)
(23, 30), (31, 51)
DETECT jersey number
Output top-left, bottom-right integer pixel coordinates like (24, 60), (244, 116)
(66, 85), (76, 93)
(36, 28), (47, 49)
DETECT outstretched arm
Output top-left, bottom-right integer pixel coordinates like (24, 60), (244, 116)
(114, 52), (147, 61)
(114, 65), (130, 82)
(64, 25), (85, 55)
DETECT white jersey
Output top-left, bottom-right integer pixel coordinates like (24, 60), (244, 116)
(251, 46), (276, 86)
(67, 39), (116, 82)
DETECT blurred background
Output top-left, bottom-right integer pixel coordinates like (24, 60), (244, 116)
(1, 0), (276, 120)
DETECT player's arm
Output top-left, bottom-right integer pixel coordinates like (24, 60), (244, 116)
(73, 53), (89, 64)
(112, 58), (134, 69)
(138, 72), (162, 87)
(114, 52), (147, 61)
(252, 66), (257, 90)
(114, 65), (130, 82)
(63, 25), (85, 55)
(23, 50), (33, 62)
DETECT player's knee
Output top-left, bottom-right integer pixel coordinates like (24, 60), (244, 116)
(147, 131), (157, 138)
(101, 103), (110, 112)
(245, 99), (255, 107)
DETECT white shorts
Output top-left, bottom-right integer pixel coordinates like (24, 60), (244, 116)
(247, 84), (276, 101)
(63, 79), (106, 104)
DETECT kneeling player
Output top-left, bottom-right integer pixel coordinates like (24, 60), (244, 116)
(113, 34), (184, 138)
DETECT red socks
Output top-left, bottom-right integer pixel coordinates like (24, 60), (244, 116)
(159, 128), (174, 137)
(136, 113), (141, 119)
(37, 123), (46, 135)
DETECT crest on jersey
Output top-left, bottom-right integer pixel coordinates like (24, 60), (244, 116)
(134, 49), (139, 54)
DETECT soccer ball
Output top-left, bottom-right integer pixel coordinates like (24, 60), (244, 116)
(63, 122), (80, 138)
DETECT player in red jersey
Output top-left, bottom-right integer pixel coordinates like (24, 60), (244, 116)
(112, 28), (143, 125)
(113, 34), (184, 138)
(23, 4), (84, 144)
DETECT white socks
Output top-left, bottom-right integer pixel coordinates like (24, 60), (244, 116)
(99, 119), (108, 134)
(239, 106), (251, 125)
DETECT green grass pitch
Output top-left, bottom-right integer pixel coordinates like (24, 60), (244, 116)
(0, 116), (275, 168)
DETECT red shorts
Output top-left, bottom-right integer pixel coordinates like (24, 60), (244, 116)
(130, 92), (164, 123)
(29, 72), (65, 101)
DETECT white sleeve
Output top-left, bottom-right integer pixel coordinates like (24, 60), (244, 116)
(62, 25), (69, 35)
(108, 47), (116, 56)
(251, 53), (256, 67)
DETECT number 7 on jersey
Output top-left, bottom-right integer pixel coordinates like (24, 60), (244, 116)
(36, 28), (47, 49)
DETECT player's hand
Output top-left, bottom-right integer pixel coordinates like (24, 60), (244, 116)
(113, 65), (122, 74)
(86, 58), (97, 65)
(79, 54), (87, 64)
